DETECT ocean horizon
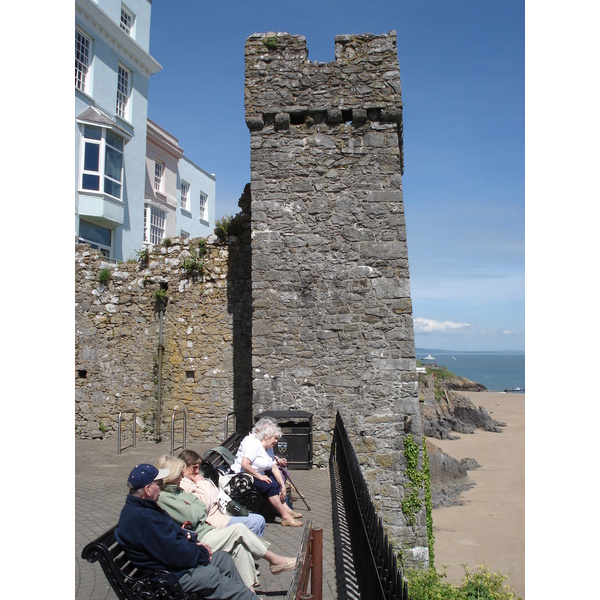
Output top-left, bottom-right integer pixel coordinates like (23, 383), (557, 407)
(416, 348), (525, 392)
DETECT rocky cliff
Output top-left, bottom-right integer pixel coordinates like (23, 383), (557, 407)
(419, 368), (506, 507)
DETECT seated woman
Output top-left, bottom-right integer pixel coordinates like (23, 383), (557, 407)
(230, 418), (303, 527)
(177, 448), (266, 537)
(155, 455), (296, 589)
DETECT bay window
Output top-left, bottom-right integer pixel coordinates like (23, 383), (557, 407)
(80, 125), (124, 200)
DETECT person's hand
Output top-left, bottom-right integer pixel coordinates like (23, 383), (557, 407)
(198, 542), (212, 559)
(258, 473), (272, 484)
(279, 487), (287, 502)
(276, 457), (288, 468)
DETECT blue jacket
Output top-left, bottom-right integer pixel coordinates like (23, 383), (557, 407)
(115, 495), (210, 580)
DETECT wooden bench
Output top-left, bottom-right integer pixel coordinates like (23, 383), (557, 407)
(80, 526), (200, 599)
(199, 432), (242, 486)
(81, 522), (323, 600)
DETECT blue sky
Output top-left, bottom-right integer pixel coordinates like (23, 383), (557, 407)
(145, 0), (525, 352)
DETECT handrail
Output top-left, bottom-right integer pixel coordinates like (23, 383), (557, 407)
(171, 408), (187, 454)
(329, 410), (411, 599)
(224, 411), (236, 440)
(117, 409), (136, 455)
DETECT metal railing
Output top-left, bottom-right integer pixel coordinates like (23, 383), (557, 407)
(224, 411), (236, 440)
(117, 409), (137, 455)
(329, 410), (410, 600)
(171, 408), (187, 454)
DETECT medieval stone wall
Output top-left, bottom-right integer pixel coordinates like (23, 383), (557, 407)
(75, 202), (254, 443)
(245, 31), (427, 563)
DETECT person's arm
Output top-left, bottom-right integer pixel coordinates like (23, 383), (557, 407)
(143, 513), (210, 569)
(158, 490), (208, 526)
(241, 456), (271, 483)
(271, 463), (287, 500)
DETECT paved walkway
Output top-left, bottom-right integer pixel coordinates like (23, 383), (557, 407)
(75, 438), (337, 599)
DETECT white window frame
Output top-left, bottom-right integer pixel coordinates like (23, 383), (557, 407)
(154, 160), (164, 194)
(144, 205), (166, 246)
(120, 5), (135, 36)
(180, 230), (190, 239)
(80, 125), (124, 201)
(199, 192), (208, 220)
(180, 181), (190, 211)
(75, 29), (91, 92)
(116, 64), (130, 120)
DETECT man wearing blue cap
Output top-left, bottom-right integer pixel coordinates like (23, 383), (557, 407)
(115, 463), (260, 599)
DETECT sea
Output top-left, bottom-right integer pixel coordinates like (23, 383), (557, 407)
(416, 349), (525, 392)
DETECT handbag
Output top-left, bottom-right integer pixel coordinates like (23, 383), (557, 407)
(215, 488), (250, 516)
(226, 499), (250, 517)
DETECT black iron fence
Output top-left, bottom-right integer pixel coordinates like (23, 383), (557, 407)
(329, 410), (410, 600)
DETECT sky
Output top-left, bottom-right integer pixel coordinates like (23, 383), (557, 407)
(144, 0), (525, 352)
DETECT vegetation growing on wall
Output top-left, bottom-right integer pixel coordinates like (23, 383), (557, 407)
(402, 433), (424, 526)
(263, 35), (277, 50)
(422, 437), (435, 564)
(214, 214), (243, 243)
(136, 247), (149, 268)
(97, 268), (112, 285)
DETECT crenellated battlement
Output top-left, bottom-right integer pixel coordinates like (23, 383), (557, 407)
(245, 32), (403, 152)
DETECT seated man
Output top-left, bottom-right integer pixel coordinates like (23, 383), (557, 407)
(115, 463), (260, 600)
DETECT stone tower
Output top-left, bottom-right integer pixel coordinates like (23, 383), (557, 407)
(245, 31), (428, 562)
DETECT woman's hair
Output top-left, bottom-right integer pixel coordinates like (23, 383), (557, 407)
(155, 454), (186, 484)
(252, 417), (283, 441)
(178, 448), (201, 466)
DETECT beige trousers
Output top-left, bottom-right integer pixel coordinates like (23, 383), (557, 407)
(201, 523), (271, 587)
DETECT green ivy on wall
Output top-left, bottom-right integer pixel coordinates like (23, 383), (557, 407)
(402, 434), (435, 565)
(422, 437), (435, 565)
(402, 434), (424, 525)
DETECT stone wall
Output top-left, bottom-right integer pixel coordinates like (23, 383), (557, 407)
(75, 201), (253, 442)
(245, 31), (428, 564)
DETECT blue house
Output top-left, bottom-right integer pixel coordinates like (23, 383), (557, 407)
(75, 0), (161, 261)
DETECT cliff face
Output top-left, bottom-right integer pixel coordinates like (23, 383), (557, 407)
(419, 370), (506, 507)
(419, 370), (506, 440)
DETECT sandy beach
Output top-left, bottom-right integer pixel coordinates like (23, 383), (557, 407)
(428, 391), (525, 598)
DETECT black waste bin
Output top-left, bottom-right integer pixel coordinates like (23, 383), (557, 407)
(254, 410), (313, 469)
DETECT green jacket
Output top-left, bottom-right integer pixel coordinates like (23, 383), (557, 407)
(157, 484), (215, 540)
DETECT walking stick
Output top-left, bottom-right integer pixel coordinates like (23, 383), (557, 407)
(276, 457), (311, 511)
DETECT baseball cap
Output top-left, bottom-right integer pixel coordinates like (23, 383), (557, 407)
(127, 463), (170, 488)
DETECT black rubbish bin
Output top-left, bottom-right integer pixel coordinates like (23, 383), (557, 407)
(254, 410), (313, 469)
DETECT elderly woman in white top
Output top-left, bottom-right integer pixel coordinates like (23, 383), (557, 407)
(231, 418), (303, 527)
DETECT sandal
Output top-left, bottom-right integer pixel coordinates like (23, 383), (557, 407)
(270, 557), (296, 574)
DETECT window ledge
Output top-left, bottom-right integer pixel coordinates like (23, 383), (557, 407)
(180, 208), (192, 217)
(115, 113), (133, 129)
